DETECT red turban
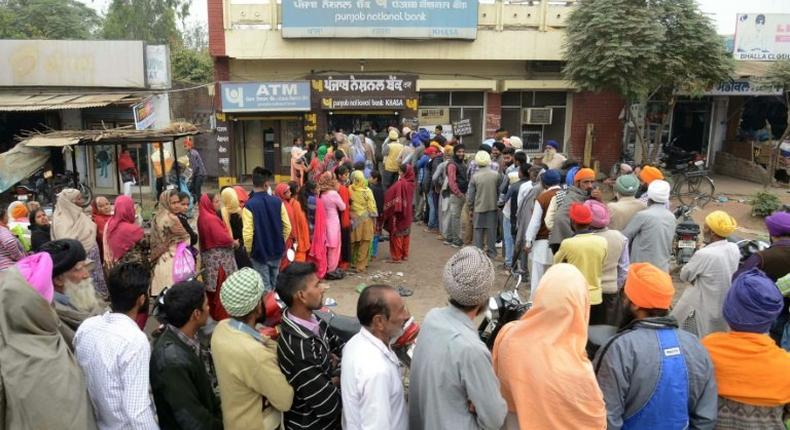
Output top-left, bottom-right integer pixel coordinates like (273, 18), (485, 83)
(569, 202), (593, 225)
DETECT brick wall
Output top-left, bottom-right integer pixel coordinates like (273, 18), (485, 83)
(569, 90), (625, 173)
(485, 92), (502, 139)
(207, 0), (226, 57)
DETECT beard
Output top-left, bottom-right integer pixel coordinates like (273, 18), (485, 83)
(64, 279), (103, 314)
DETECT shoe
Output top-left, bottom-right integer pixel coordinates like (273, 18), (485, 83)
(495, 241), (503, 248)
(451, 242), (462, 248)
(443, 241), (453, 246)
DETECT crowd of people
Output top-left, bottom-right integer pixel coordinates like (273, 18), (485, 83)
(0, 126), (789, 430)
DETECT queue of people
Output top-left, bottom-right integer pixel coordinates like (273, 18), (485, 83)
(1, 126), (789, 430)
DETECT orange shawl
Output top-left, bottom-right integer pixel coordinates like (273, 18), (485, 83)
(289, 199), (311, 261)
(493, 263), (606, 430)
(702, 331), (790, 407)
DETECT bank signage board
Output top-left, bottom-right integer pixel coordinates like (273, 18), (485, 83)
(220, 81), (311, 112)
(734, 13), (790, 61)
(312, 75), (418, 111)
(282, 0), (478, 40)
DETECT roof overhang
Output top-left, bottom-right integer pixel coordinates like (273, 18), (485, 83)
(0, 92), (139, 112)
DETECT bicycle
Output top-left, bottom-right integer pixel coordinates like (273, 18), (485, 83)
(660, 145), (715, 208)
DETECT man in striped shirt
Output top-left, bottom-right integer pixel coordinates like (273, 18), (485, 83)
(276, 262), (345, 430)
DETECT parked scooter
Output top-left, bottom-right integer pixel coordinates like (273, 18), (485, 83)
(478, 271), (531, 349)
(261, 290), (420, 368)
(728, 235), (770, 262)
(674, 205), (700, 265)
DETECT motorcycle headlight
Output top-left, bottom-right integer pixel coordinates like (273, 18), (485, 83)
(487, 297), (499, 320)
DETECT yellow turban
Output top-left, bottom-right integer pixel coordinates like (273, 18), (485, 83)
(705, 210), (737, 237)
(475, 150), (491, 167)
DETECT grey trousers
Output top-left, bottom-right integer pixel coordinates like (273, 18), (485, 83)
(447, 195), (465, 244)
(473, 210), (498, 258)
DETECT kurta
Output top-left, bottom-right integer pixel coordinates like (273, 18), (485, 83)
(622, 203), (676, 272)
(320, 190), (346, 248)
(672, 240), (741, 338)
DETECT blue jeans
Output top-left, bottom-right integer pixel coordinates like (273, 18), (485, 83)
(427, 191), (439, 229)
(503, 216), (514, 268)
(252, 258), (280, 292)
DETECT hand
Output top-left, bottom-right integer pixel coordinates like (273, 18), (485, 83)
(467, 401), (477, 415)
(331, 376), (340, 387)
(590, 188), (603, 200)
(330, 353), (340, 368)
(233, 239), (240, 249)
(524, 245), (532, 255)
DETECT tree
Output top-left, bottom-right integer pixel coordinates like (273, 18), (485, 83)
(101, 0), (184, 45)
(171, 45), (213, 84)
(563, 0), (733, 164)
(0, 0), (101, 39)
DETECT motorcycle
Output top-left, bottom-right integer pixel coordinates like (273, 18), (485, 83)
(13, 168), (93, 207)
(728, 235), (770, 262)
(478, 271), (531, 349)
(261, 290), (420, 368)
(674, 205), (700, 265)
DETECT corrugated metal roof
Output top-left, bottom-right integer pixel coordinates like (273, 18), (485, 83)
(0, 93), (137, 112)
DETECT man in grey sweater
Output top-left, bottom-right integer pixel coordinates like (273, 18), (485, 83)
(622, 180), (676, 272)
(409, 247), (507, 430)
(467, 150), (502, 259)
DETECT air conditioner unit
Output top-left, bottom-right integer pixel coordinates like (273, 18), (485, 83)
(522, 108), (553, 125)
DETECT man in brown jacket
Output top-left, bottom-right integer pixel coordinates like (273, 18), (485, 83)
(607, 174), (646, 232)
(467, 150), (502, 259)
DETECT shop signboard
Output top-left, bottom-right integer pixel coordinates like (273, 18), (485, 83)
(282, 0), (478, 40)
(734, 13), (790, 61)
(313, 75), (418, 111)
(220, 81), (311, 112)
(453, 118), (473, 136)
(705, 80), (783, 96)
(133, 97), (156, 130)
(419, 108), (449, 124)
(145, 45), (171, 89)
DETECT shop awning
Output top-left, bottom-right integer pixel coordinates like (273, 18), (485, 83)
(0, 92), (138, 112)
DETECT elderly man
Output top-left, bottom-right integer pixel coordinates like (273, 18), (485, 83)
(553, 202), (608, 323)
(212, 267), (294, 430)
(585, 199), (629, 326)
(467, 150), (502, 259)
(622, 179), (675, 272)
(702, 269), (790, 428)
(341, 285), (411, 430)
(40, 239), (106, 348)
(548, 167), (599, 253)
(410, 247), (508, 430)
(594, 263), (718, 430)
(607, 174), (646, 231)
(672, 211), (741, 337)
(0, 253), (98, 429)
(541, 140), (567, 170)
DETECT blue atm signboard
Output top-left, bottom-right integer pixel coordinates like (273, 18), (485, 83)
(282, 0), (479, 40)
(220, 81), (312, 113)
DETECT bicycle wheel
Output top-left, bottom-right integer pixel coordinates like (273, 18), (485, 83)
(676, 174), (715, 208)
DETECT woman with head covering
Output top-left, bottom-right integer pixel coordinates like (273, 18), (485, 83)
(274, 183), (298, 270)
(150, 189), (192, 297)
(672, 210), (741, 337)
(233, 185), (250, 209)
(701, 269), (790, 428)
(91, 196), (112, 264)
(290, 144), (308, 187)
(283, 181), (311, 263)
(493, 264), (606, 429)
(28, 207), (51, 252)
(382, 164), (416, 263)
(0, 253), (98, 429)
(51, 188), (107, 297)
(198, 193), (237, 321)
(221, 187), (251, 268)
(348, 171), (377, 273)
(316, 171), (345, 279)
(103, 195), (147, 269)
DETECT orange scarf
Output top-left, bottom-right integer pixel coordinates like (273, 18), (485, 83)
(701, 331), (790, 407)
(290, 199), (311, 261)
(493, 263), (606, 429)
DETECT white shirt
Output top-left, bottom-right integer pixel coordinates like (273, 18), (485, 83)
(74, 312), (159, 430)
(341, 328), (408, 430)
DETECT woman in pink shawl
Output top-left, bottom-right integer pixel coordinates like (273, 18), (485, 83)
(382, 164), (416, 263)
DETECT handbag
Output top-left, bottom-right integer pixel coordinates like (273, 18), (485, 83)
(172, 241), (196, 283)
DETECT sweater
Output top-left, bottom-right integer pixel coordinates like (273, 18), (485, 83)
(466, 167), (500, 213)
(606, 197), (646, 232)
(150, 327), (223, 430)
(277, 313), (345, 430)
(242, 191), (291, 262)
(553, 232), (608, 305)
(594, 229), (629, 294)
(211, 320), (294, 430)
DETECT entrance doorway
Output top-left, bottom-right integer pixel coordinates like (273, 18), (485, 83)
(671, 100), (711, 154)
(327, 113), (399, 134)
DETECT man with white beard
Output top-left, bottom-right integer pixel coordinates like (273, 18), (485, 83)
(40, 239), (106, 349)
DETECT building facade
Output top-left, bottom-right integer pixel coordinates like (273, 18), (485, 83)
(208, 0), (625, 179)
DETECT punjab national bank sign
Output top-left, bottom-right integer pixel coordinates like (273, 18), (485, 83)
(312, 75), (418, 111)
(282, 0), (479, 40)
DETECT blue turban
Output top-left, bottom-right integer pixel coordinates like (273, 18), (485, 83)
(413, 129), (431, 147)
(724, 269), (784, 333)
(542, 169), (561, 186)
(545, 140), (560, 150)
(565, 166), (580, 186)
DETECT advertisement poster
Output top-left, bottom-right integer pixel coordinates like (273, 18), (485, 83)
(734, 13), (790, 61)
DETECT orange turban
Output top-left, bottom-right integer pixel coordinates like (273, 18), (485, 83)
(639, 166), (664, 185)
(8, 202), (28, 220)
(574, 168), (595, 183)
(624, 263), (674, 310)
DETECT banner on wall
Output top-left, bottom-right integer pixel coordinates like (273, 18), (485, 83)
(734, 13), (790, 61)
(282, 0), (479, 39)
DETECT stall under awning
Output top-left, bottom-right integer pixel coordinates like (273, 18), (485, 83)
(0, 92), (139, 112)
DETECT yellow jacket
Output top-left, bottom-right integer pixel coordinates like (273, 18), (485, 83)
(553, 233), (608, 305)
(384, 142), (404, 173)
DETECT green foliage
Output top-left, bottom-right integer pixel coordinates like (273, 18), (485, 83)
(751, 191), (782, 217)
(765, 61), (790, 90)
(0, 0), (101, 39)
(563, 0), (733, 101)
(101, 0), (183, 45)
(171, 45), (213, 84)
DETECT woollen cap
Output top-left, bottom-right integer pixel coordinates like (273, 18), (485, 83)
(443, 246), (495, 306)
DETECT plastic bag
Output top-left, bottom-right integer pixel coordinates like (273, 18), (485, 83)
(172, 241), (195, 283)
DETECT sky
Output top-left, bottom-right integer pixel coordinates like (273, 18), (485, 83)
(79, 0), (788, 35)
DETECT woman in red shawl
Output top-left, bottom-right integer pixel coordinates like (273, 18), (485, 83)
(92, 196), (112, 264)
(103, 195), (147, 268)
(383, 164), (416, 263)
(197, 193), (237, 320)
